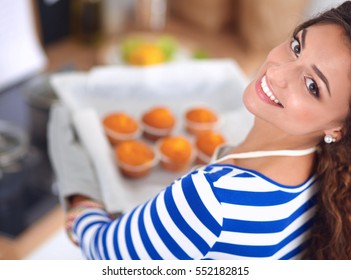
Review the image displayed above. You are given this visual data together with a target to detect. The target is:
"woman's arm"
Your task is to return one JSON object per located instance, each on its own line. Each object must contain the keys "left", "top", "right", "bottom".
{"left": 68, "top": 170, "right": 223, "bottom": 260}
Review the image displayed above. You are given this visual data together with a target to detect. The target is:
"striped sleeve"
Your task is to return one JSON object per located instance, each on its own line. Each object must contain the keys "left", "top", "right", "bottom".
{"left": 72, "top": 169, "right": 223, "bottom": 259}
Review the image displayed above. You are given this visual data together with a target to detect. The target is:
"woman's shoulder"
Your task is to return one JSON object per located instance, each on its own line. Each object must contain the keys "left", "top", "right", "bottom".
{"left": 201, "top": 163, "right": 317, "bottom": 193}
{"left": 209, "top": 144, "right": 316, "bottom": 189}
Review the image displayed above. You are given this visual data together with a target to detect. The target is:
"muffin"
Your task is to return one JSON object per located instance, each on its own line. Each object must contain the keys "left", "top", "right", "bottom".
{"left": 184, "top": 107, "right": 219, "bottom": 135}
{"left": 158, "top": 136, "right": 194, "bottom": 172}
{"left": 141, "top": 106, "right": 176, "bottom": 141}
{"left": 195, "top": 131, "right": 226, "bottom": 164}
{"left": 115, "top": 140, "right": 157, "bottom": 178}
{"left": 103, "top": 112, "right": 140, "bottom": 145}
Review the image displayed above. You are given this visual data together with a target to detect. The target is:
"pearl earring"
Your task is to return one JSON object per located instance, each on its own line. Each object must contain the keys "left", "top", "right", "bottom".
{"left": 324, "top": 135, "right": 336, "bottom": 144}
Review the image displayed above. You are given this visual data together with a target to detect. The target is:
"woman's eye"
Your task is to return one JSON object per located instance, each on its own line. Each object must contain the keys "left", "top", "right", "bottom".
{"left": 290, "top": 38, "right": 301, "bottom": 56}
{"left": 305, "top": 77, "right": 319, "bottom": 98}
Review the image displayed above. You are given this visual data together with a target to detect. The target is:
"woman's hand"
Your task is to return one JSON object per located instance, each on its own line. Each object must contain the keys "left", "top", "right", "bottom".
{"left": 65, "top": 194, "right": 105, "bottom": 245}
{"left": 68, "top": 194, "right": 94, "bottom": 208}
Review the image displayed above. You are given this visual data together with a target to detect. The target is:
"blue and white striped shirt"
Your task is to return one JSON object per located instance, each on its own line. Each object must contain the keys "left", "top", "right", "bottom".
{"left": 73, "top": 164, "right": 318, "bottom": 259}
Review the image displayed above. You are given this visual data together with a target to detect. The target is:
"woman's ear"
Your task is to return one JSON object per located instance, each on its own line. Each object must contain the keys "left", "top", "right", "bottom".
{"left": 324, "top": 126, "right": 345, "bottom": 142}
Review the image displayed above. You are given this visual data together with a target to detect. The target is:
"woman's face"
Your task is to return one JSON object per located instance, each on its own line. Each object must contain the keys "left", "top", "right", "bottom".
{"left": 243, "top": 24, "right": 351, "bottom": 139}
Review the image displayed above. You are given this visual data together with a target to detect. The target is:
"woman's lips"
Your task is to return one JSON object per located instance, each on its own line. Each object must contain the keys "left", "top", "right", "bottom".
{"left": 255, "top": 75, "right": 284, "bottom": 108}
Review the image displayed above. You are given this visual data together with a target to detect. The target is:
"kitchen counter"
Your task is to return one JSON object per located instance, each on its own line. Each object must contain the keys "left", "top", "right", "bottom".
{"left": 0, "top": 206, "right": 63, "bottom": 259}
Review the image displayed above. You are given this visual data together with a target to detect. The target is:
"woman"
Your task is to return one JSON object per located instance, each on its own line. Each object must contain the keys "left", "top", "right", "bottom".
{"left": 49, "top": 1, "right": 351, "bottom": 259}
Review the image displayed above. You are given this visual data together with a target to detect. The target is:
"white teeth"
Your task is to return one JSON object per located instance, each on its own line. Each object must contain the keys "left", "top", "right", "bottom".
{"left": 261, "top": 76, "right": 281, "bottom": 105}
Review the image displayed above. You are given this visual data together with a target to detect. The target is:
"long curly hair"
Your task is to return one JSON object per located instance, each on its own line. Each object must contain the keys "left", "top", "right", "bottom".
{"left": 295, "top": 1, "right": 351, "bottom": 259}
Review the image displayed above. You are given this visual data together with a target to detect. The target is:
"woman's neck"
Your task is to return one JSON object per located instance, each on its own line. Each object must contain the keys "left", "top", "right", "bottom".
{"left": 234, "top": 118, "right": 320, "bottom": 153}
{"left": 223, "top": 118, "right": 318, "bottom": 186}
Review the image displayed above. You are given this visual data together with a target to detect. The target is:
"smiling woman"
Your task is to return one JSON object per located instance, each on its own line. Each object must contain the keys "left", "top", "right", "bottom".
{"left": 49, "top": 1, "right": 351, "bottom": 260}
{"left": 243, "top": 24, "right": 351, "bottom": 136}
{"left": 241, "top": 4, "right": 351, "bottom": 259}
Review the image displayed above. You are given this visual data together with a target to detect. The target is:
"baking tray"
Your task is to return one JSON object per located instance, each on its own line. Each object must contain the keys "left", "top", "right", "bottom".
{"left": 51, "top": 59, "right": 253, "bottom": 213}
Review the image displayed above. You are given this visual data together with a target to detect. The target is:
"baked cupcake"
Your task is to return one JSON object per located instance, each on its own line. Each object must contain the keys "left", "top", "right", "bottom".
{"left": 158, "top": 136, "right": 194, "bottom": 172}
{"left": 184, "top": 107, "right": 219, "bottom": 135}
{"left": 141, "top": 106, "right": 176, "bottom": 141}
{"left": 195, "top": 131, "right": 226, "bottom": 164}
{"left": 115, "top": 140, "right": 157, "bottom": 178}
{"left": 103, "top": 112, "right": 140, "bottom": 145}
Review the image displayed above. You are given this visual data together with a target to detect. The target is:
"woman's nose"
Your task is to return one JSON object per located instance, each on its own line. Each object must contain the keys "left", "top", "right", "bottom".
{"left": 265, "top": 63, "right": 291, "bottom": 89}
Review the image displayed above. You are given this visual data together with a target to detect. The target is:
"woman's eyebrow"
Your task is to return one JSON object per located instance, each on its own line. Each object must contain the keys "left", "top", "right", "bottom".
{"left": 302, "top": 28, "right": 331, "bottom": 96}
{"left": 312, "top": 64, "right": 331, "bottom": 96}
{"left": 301, "top": 28, "right": 307, "bottom": 49}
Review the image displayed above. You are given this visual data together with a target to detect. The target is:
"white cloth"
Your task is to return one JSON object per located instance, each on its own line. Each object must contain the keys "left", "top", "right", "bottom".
{"left": 47, "top": 104, "right": 103, "bottom": 210}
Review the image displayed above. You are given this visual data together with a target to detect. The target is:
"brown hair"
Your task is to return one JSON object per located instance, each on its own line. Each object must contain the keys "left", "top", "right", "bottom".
{"left": 294, "top": 1, "right": 351, "bottom": 259}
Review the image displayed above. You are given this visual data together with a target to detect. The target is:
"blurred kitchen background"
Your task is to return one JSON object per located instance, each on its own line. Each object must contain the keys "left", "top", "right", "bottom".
{"left": 0, "top": 0, "right": 343, "bottom": 259}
